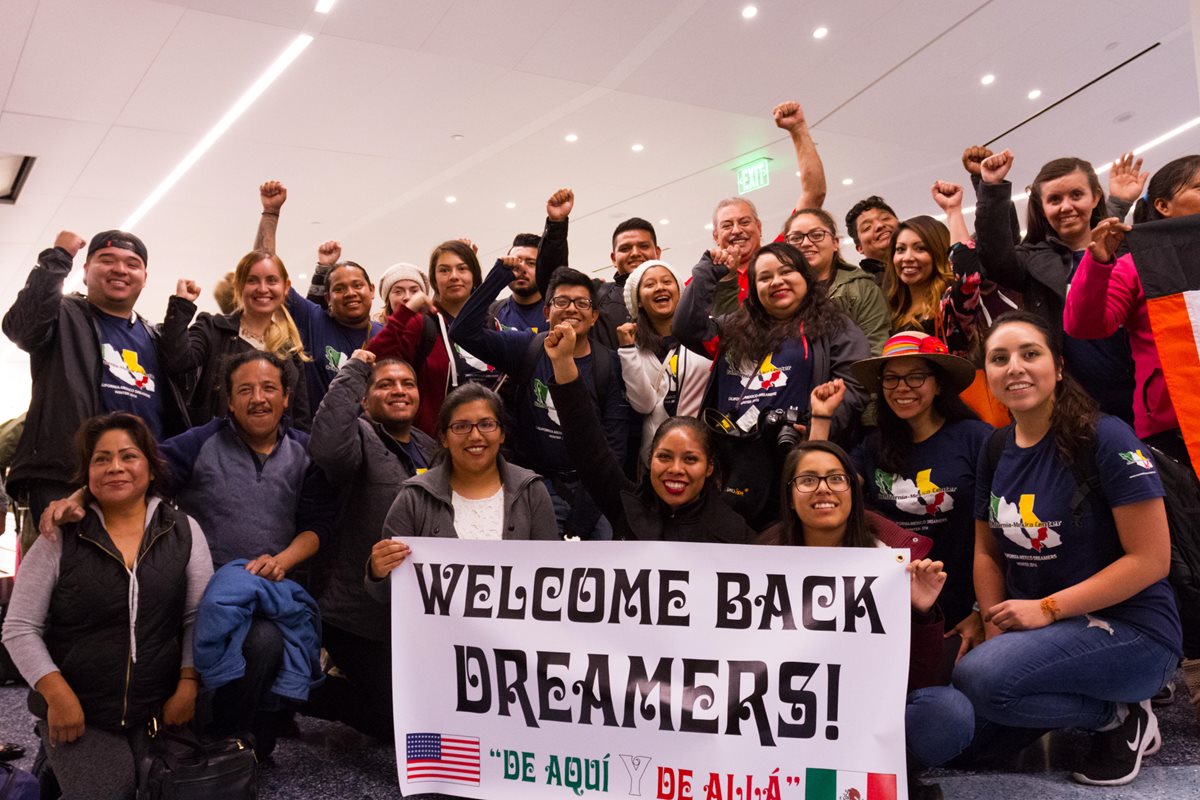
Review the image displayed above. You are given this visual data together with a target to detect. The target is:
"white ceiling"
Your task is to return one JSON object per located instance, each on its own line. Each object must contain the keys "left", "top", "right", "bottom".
{"left": 1, "top": 0, "right": 1198, "bottom": 417}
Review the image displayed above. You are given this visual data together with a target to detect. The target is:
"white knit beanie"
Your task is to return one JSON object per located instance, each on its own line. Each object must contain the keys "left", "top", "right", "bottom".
{"left": 623, "top": 259, "right": 673, "bottom": 322}
{"left": 378, "top": 262, "right": 428, "bottom": 299}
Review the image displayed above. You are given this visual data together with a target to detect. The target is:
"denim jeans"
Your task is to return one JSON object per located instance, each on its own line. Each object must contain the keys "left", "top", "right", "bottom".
{"left": 952, "top": 614, "right": 1178, "bottom": 730}
{"left": 906, "top": 685, "right": 976, "bottom": 768}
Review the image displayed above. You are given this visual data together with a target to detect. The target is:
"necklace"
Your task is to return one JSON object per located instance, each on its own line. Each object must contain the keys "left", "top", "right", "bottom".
{"left": 240, "top": 325, "right": 265, "bottom": 343}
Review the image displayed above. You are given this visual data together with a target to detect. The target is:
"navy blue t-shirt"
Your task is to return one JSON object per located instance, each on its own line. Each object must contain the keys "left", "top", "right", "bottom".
{"left": 397, "top": 437, "right": 429, "bottom": 473}
{"left": 94, "top": 311, "right": 164, "bottom": 438}
{"left": 493, "top": 297, "right": 548, "bottom": 334}
{"left": 855, "top": 419, "right": 992, "bottom": 624}
{"left": 715, "top": 336, "right": 814, "bottom": 423}
{"left": 975, "top": 415, "right": 1181, "bottom": 653}
{"left": 287, "top": 289, "right": 382, "bottom": 408}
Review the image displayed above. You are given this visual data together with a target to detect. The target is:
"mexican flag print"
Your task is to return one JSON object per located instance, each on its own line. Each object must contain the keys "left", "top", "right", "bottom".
{"left": 805, "top": 768, "right": 897, "bottom": 800}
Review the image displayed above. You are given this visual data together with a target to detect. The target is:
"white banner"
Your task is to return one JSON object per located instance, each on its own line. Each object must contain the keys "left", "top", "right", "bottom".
{"left": 390, "top": 540, "right": 911, "bottom": 800}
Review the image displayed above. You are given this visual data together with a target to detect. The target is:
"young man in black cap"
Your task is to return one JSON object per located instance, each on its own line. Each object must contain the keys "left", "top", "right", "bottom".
{"left": 2, "top": 229, "right": 190, "bottom": 521}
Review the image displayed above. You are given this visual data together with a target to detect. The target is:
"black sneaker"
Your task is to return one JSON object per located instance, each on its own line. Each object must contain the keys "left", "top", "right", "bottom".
{"left": 1071, "top": 700, "right": 1158, "bottom": 786}
{"left": 1151, "top": 680, "right": 1175, "bottom": 706}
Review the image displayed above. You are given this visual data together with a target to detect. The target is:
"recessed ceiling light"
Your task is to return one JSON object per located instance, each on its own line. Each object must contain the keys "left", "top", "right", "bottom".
{"left": 445, "top": 196, "right": 457, "bottom": 204}
{"left": 742, "top": 5, "right": 758, "bottom": 19}
{"left": 704, "top": 223, "right": 714, "bottom": 231}
{"left": 505, "top": 201, "right": 516, "bottom": 209}
{"left": 450, "top": 133, "right": 464, "bottom": 141}
{"left": 659, "top": 219, "right": 670, "bottom": 225}
{"left": 631, "top": 143, "right": 644, "bottom": 152}
{"left": 812, "top": 27, "right": 828, "bottom": 39}
{"left": 980, "top": 74, "right": 995, "bottom": 86}
{"left": 1027, "top": 89, "right": 1042, "bottom": 100}
{"left": 314, "top": 0, "right": 336, "bottom": 13}
{"left": 842, "top": 178, "right": 854, "bottom": 186}
{"left": 795, "top": 171, "right": 802, "bottom": 178}
{"left": 565, "top": 133, "right": 578, "bottom": 142}
{"left": 298, "top": 273, "right": 308, "bottom": 280}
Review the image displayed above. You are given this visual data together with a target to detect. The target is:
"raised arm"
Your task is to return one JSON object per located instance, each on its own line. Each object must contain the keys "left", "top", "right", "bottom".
{"left": 1106, "top": 152, "right": 1149, "bottom": 222}
{"left": 3, "top": 232, "right": 85, "bottom": 352}
{"left": 673, "top": 249, "right": 735, "bottom": 357}
{"left": 973, "top": 149, "right": 1031, "bottom": 292}
{"left": 535, "top": 188, "right": 573, "bottom": 297}
{"left": 157, "top": 281, "right": 211, "bottom": 376}
{"left": 308, "top": 351, "right": 373, "bottom": 477}
{"left": 931, "top": 181, "right": 970, "bottom": 246}
{"left": 544, "top": 325, "right": 632, "bottom": 527}
{"left": 306, "top": 240, "right": 340, "bottom": 310}
{"left": 255, "top": 181, "right": 286, "bottom": 254}
{"left": 774, "top": 101, "right": 826, "bottom": 210}
{"left": 1063, "top": 220, "right": 1139, "bottom": 339}
{"left": 449, "top": 258, "right": 536, "bottom": 373}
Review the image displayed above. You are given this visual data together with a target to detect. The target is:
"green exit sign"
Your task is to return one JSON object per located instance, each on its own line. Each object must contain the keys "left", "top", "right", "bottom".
{"left": 736, "top": 157, "right": 771, "bottom": 194}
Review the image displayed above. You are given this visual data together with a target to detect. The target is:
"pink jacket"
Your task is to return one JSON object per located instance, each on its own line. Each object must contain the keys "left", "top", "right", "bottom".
{"left": 1063, "top": 251, "right": 1177, "bottom": 438}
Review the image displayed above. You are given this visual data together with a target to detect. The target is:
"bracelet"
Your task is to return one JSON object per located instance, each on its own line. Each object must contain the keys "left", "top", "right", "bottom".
{"left": 261, "top": 211, "right": 279, "bottom": 217}
{"left": 179, "top": 675, "right": 199, "bottom": 682}
{"left": 810, "top": 414, "right": 832, "bottom": 420}
{"left": 1040, "top": 596, "right": 1061, "bottom": 622}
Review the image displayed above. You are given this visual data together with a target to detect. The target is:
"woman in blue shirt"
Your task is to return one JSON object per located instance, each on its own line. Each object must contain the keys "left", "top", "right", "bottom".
{"left": 952, "top": 310, "right": 1180, "bottom": 787}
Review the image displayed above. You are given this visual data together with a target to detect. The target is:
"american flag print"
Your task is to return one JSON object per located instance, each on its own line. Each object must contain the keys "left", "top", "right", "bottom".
{"left": 405, "top": 732, "right": 481, "bottom": 785}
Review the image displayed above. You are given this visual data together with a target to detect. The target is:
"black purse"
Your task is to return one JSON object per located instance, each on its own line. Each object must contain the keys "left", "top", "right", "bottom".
{"left": 135, "top": 718, "right": 258, "bottom": 800}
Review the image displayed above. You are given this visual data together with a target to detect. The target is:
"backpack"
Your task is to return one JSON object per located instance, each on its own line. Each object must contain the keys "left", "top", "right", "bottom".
{"left": 983, "top": 425, "right": 1200, "bottom": 616}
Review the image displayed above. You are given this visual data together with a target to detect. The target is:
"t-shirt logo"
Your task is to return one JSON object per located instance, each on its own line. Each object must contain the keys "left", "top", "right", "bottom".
{"left": 668, "top": 353, "right": 679, "bottom": 377}
{"left": 739, "top": 354, "right": 788, "bottom": 390}
{"left": 532, "top": 378, "right": 560, "bottom": 425}
{"left": 990, "top": 492, "right": 1062, "bottom": 552}
{"left": 325, "top": 345, "right": 348, "bottom": 374}
{"left": 101, "top": 344, "right": 155, "bottom": 391}
{"left": 875, "top": 468, "right": 953, "bottom": 515}
{"left": 1119, "top": 449, "right": 1153, "bottom": 470}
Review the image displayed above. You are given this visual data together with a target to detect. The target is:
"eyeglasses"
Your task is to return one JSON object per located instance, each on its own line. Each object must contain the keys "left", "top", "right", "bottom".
{"left": 446, "top": 418, "right": 500, "bottom": 436}
{"left": 790, "top": 473, "right": 851, "bottom": 493}
{"left": 881, "top": 372, "right": 933, "bottom": 390}
{"left": 548, "top": 296, "right": 594, "bottom": 310}
{"left": 785, "top": 229, "right": 832, "bottom": 246}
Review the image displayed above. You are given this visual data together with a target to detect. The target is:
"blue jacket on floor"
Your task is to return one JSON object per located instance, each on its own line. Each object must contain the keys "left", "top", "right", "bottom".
{"left": 194, "top": 561, "right": 323, "bottom": 701}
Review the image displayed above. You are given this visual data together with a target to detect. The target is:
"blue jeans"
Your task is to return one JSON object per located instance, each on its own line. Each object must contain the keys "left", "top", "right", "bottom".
{"left": 953, "top": 614, "right": 1178, "bottom": 731}
{"left": 906, "top": 685, "right": 975, "bottom": 768}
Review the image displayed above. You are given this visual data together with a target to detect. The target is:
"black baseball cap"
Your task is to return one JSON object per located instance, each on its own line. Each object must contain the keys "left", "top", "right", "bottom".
{"left": 87, "top": 230, "right": 148, "bottom": 265}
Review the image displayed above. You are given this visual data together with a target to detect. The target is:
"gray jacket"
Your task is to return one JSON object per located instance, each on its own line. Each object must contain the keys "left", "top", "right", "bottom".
{"left": 309, "top": 357, "right": 436, "bottom": 641}
{"left": 365, "top": 457, "right": 558, "bottom": 602}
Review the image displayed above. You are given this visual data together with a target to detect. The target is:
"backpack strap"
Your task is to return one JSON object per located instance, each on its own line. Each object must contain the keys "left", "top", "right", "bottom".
{"left": 414, "top": 313, "right": 439, "bottom": 367}
{"left": 983, "top": 424, "right": 1011, "bottom": 491}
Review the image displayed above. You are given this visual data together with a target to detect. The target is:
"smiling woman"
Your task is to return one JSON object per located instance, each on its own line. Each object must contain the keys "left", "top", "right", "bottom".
{"left": 159, "top": 249, "right": 313, "bottom": 431}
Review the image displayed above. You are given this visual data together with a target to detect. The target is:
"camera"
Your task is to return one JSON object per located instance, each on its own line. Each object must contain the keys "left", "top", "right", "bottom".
{"left": 762, "top": 407, "right": 802, "bottom": 451}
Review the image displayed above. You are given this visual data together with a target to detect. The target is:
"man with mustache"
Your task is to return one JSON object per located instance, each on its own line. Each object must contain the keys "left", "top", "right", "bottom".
{"left": 488, "top": 233, "right": 548, "bottom": 333}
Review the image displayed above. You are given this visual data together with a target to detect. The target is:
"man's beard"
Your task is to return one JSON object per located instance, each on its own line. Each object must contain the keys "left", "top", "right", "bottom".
{"left": 511, "top": 283, "right": 539, "bottom": 301}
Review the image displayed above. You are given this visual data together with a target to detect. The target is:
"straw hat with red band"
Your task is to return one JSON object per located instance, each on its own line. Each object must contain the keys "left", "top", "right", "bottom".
{"left": 849, "top": 332, "right": 976, "bottom": 395}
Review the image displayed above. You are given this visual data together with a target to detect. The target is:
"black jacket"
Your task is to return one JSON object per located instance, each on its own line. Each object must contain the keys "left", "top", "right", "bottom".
{"left": 2, "top": 248, "right": 190, "bottom": 490}
{"left": 39, "top": 502, "right": 194, "bottom": 731}
{"left": 549, "top": 376, "right": 754, "bottom": 544}
{"left": 159, "top": 298, "right": 312, "bottom": 431}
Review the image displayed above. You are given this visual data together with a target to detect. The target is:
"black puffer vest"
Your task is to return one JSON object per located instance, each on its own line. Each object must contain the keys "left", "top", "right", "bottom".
{"left": 37, "top": 501, "right": 193, "bottom": 731}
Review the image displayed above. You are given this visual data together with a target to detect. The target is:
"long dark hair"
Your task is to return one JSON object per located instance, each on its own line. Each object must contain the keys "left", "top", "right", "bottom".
{"left": 884, "top": 216, "right": 953, "bottom": 332}
{"left": 427, "top": 240, "right": 482, "bottom": 304}
{"left": 775, "top": 441, "right": 875, "bottom": 549}
{"left": 1133, "top": 155, "right": 1200, "bottom": 223}
{"left": 874, "top": 362, "right": 980, "bottom": 474}
{"left": 1023, "top": 157, "right": 1106, "bottom": 245}
{"left": 984, "top": 310, "right": 1098, "bottom": 464}
{"left": 73, "top": 412, "right": 168, "bottom": 503}
{"left": 721, "top": 242, "right": 844, "bottom": 370}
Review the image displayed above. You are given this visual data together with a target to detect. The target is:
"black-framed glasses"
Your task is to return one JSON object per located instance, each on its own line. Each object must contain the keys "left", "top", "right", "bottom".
{"left": 784, "top": 228, "right": 832, "bottom": 246}
{"left": 446, "top": 418, "right": 500, "bottom": 436}
{"left": 790, "top": 473, "right": 851, "bottom": 493}
{"left": 881, "top": 372, "right": 933, "bottom": 390}
{"left": 548, "top": 296, "right": 594, "bottom": 310}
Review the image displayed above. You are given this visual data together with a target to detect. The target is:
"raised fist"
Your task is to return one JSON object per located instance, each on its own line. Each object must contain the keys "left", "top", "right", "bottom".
{"left": 259, "top": 181, "right": 287, "bottom": 213}
{"left": 930, "top": 181, "right": 964, "bottom": 212}
{"left": 54, "top": 231, "right": 87, "bottom": 258}
{"left": 174, "top": 279, "right": 201, "bottom": 302}
{"left": 616, "top": 322, "right": 637, "bottom": 347}
{"left": 543, "top": 322, "right": 576, "bottom": 360}
{"left": 961, "top": 146, "right": 993, "bottom": 177}
{"left": 772, "top": 101, "right": 806, "bottom": 132}
{"left": 546, "top": 188, "right": 574, "bottom": 222}
{"left": 351, "top": 349, "right": 376, "bottom": 364}
{"left": 980, "top": 149, "right": 1013, "bottom": 185}
{"left": 456, "top": 237, "right": 479, "bottom": 255}
{"left": 317, "top": 240, "right": 342, "bottom": 266}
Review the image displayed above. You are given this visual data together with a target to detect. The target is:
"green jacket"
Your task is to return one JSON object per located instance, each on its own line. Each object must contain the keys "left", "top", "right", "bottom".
{"left": 827, "top": 261, "right": 889, "bottom": 356}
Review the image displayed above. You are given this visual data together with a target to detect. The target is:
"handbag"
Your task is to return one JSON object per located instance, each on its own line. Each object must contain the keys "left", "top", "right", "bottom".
{"left": 136, "top": 718, "right": 258, "bottom": 800}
